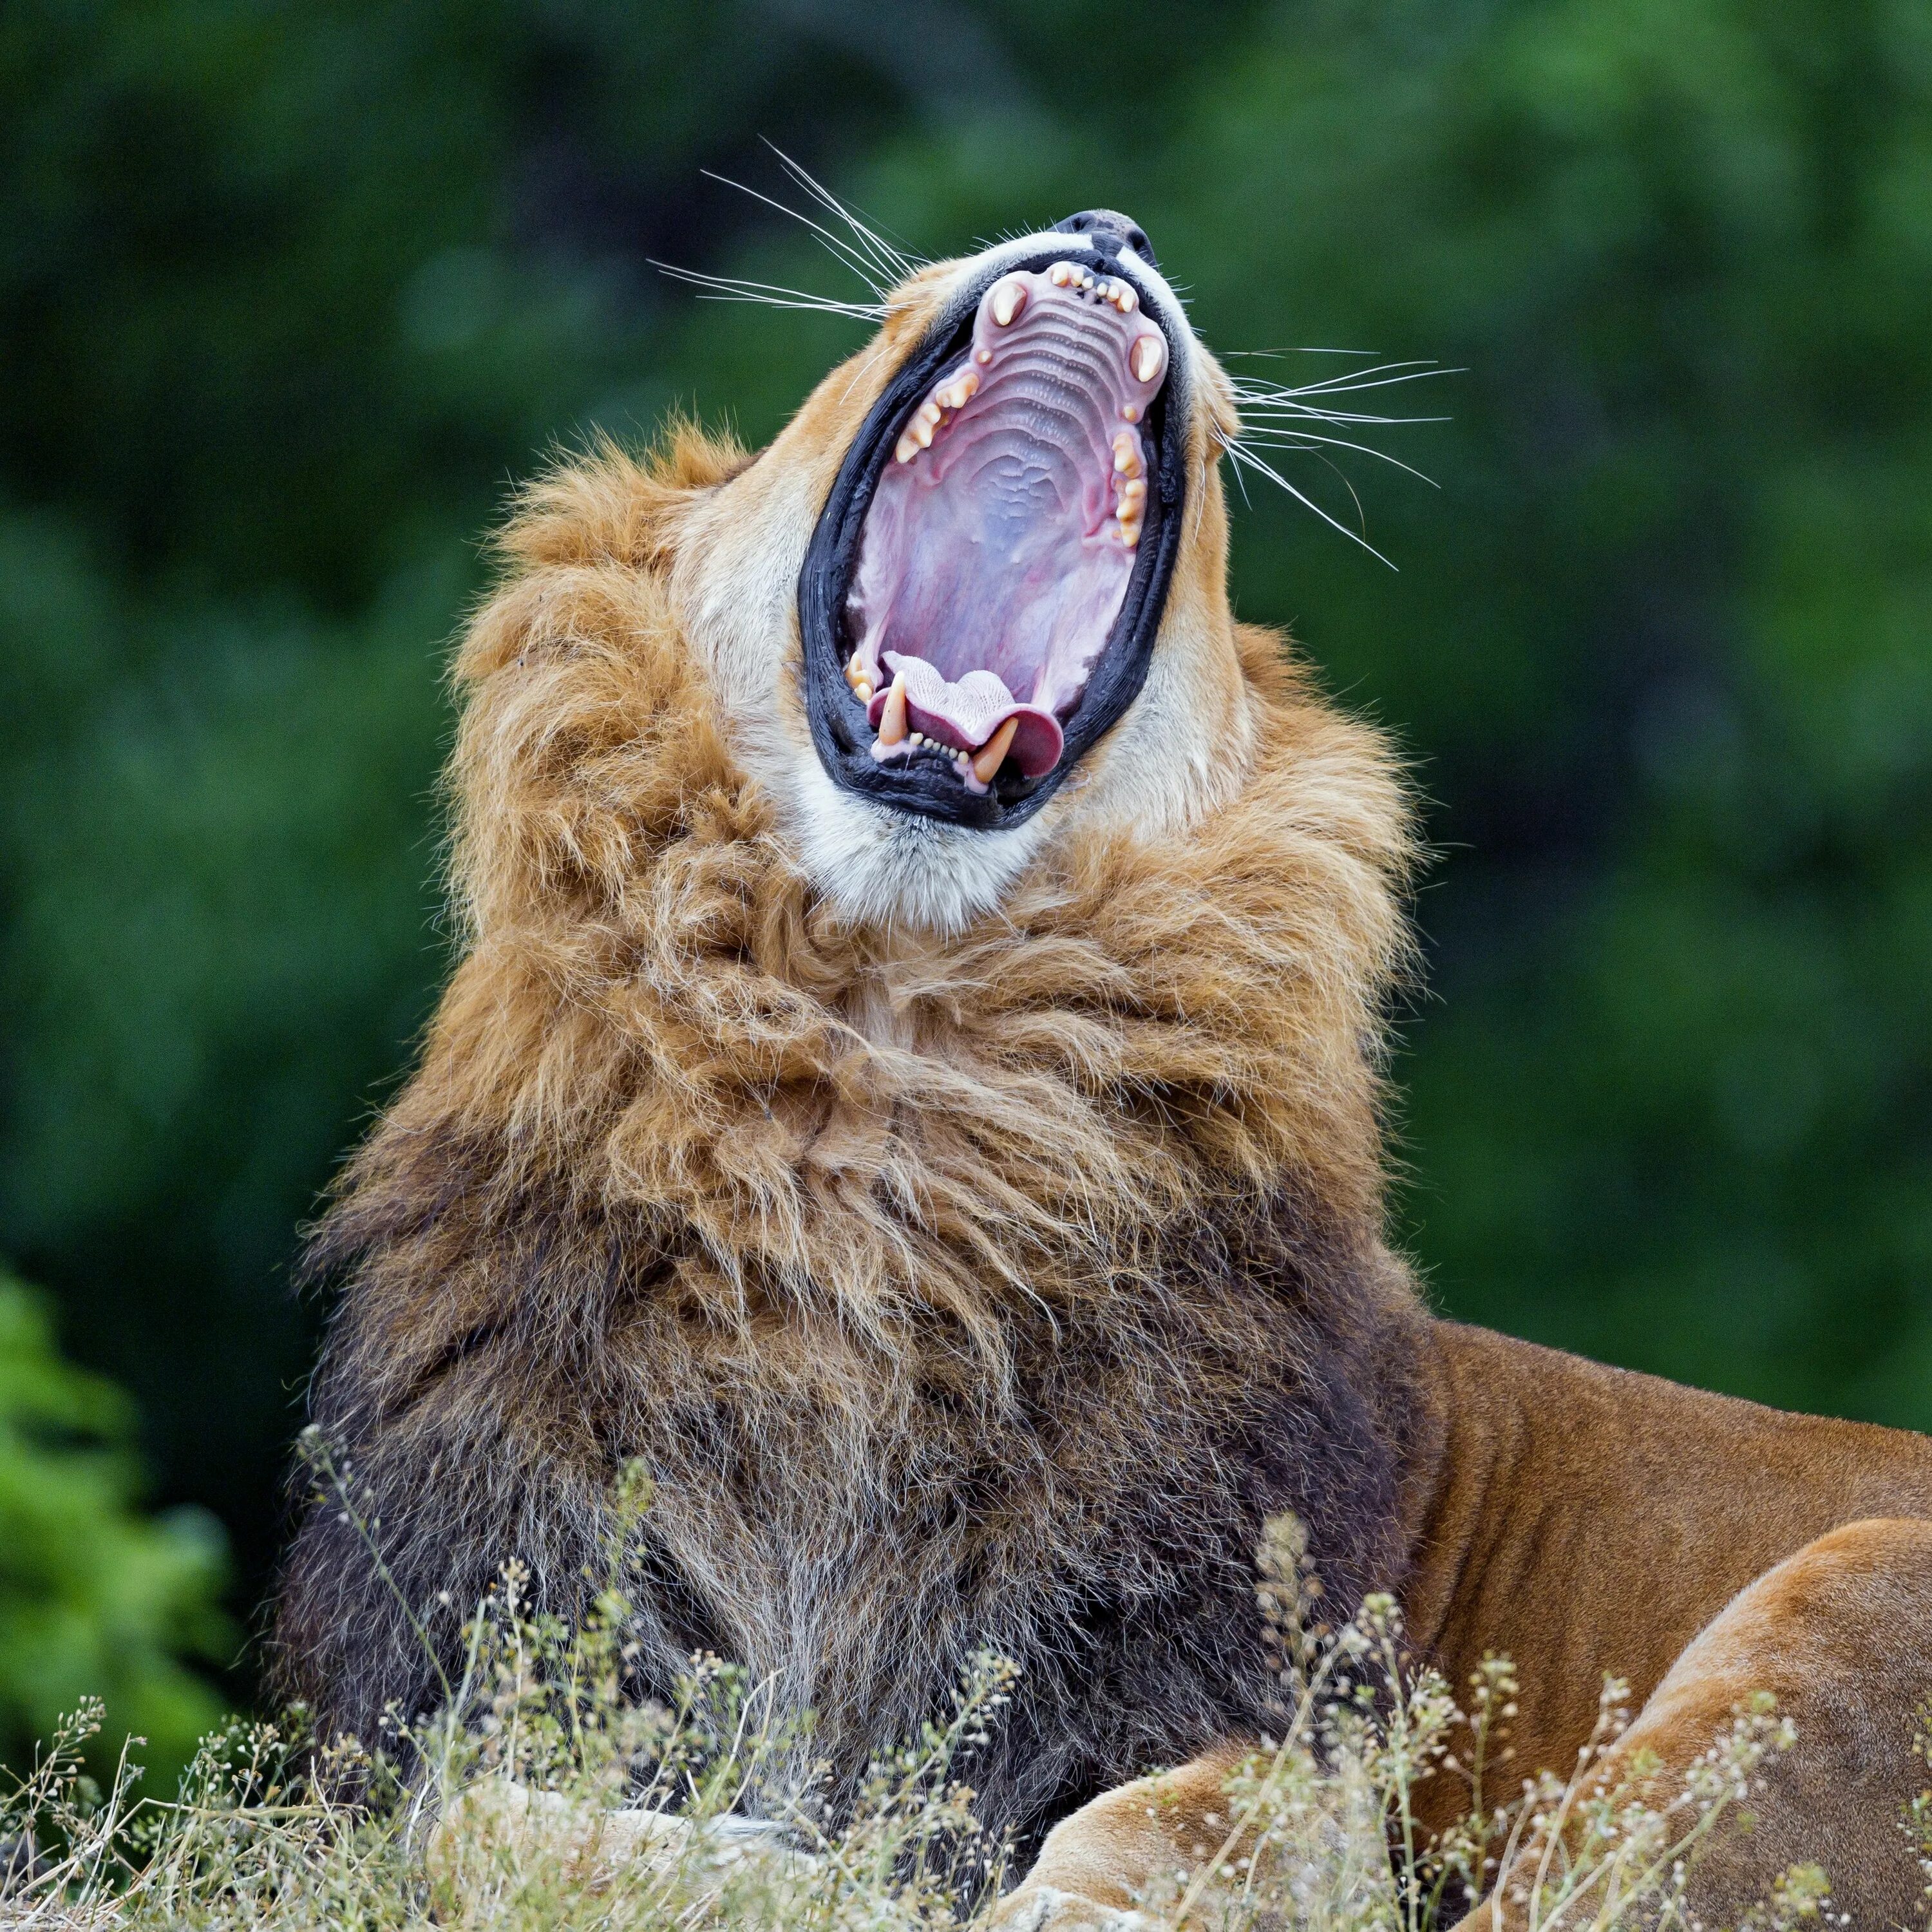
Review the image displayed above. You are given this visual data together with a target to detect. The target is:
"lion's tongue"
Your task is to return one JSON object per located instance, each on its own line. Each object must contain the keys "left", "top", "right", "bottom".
{"left": 848, "top": 263, "right": 1166, "bottom": 784}
{"left": 882, "top": 656, "right": 1063, "bottom": 775}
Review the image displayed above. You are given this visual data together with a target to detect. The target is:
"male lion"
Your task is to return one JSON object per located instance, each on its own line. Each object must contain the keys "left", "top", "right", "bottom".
{"left": 276, "top": 209, "right": 1932, "bottom": 1926}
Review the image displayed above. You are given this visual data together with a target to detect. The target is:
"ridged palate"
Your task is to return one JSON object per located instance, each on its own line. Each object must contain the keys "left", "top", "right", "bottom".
{"left": 846, "top": 262, "right": 1167, "bottom": 794}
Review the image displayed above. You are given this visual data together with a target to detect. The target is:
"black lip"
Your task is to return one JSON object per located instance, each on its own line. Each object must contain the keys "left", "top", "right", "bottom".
{"left": 796, "top": 242, "right": 1188, "bottom": 832}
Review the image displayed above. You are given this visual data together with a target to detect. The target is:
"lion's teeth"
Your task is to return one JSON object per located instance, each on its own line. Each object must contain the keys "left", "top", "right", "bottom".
{"left": 1130, "top": 333, "right": 1166, "bottom": 384}
{"left": 1119, "top": 477, "right": 1147, "bottom": 511}
{"left": 935, "top": 370, "right": 980, "bottom": 411}
{"left": 878, "top": 673, "right": 909, "bottom": 746}
{"left": 1048, "top": 261, "right": 1077, "bottom": 287}
{"left": 1109, "top": 282, "right": 1138, "bottom": 314}
{"left": 970, "top": 717, "right": 1020, "bottom": 784}
{"left": 1112, "top": 430, "right": 1144, "bottom": 478}
{"left": 894, "top": 431, "right": 920, "bottom": 463}
{"left": 910, "top": 414, "right": 936, "bottom": 450}
{"left": 990, "top": 278, "right": 1027, "bottom": 326}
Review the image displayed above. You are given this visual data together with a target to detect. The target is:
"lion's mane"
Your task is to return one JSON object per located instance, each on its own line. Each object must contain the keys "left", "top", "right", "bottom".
{"left": 274, "top": 431, "right": 1428, "bottom": 1838}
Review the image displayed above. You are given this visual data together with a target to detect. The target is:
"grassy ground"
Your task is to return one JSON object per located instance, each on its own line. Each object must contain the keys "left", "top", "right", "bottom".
{"left": 2, "top": 1474, "right": 1921, "bottom": 1931}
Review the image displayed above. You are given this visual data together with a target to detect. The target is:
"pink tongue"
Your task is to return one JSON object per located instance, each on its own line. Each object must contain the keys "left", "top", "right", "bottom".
{"left": 864, "top": 655, "right": 1063, "bottom": 775}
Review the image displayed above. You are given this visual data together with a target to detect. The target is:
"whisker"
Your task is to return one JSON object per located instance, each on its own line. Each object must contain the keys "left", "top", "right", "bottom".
{"left": 1231, "top": 361, "right": 1459, "bottom": 402}
{"left": 699, "top": 169, "right": 891, "bottom": 298}
{"left": 762, "top": 140, "right": 925, "bottom": 282}
{"left": 1218, "top": 433, "right": 1399, "bottom": 569}
{"left": 1224, "top": 346, "right": 1381, "bottom": 359}
{"left": 648, "top": 261, "right": 886, "bottom": 321}
{"left": 1234, "top": 426, "right": 1442, "bottom": 488}
{"left": 1236, "top": 399, "right": 1451, "bottom": 429}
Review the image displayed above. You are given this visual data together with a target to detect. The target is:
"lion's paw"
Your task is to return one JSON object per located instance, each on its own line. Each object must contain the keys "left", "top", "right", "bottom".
{"left": 988, "top": 1884, "right": 1150, "bottom": 1932}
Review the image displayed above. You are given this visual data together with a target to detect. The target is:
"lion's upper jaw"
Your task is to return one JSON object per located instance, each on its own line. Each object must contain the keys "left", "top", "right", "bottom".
{"left": 667, "top": 231, "right": 1253, "bottom": 937}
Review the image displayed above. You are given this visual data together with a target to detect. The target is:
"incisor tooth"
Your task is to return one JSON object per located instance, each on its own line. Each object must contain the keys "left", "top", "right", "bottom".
{"left": 878, "top": 674, "right": 908, "bottom": 746}
{"left": 971, "top": 716, "right": 1020, "bottom": 784}
{"left": 855, "top": 680, "right": 873, "bottom": 704}
{"left": 1112, "top": 283, "right": 1138, "bottom": 313}
{"left": 990, "top": 278, "right": 1027, "bottom": 326}
{"left": 1131, "top": 334, "right": 1166, "bottom": 384}
{"left": 1048, "top": 261, "right": 1076, "bottom": 286}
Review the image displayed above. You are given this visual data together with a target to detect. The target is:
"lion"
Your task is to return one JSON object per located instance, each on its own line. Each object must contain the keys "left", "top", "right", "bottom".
{"left": 274, "top": 209, "right": 1932, "bottom": 1927}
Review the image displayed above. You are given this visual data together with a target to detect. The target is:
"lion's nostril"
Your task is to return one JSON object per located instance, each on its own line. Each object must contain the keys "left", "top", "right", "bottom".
{"left": 1052, "top": 209, "right": 1158, "bottom": 272}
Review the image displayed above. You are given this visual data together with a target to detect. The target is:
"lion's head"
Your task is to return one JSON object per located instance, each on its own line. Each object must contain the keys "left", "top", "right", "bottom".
{"left": 667, "top": 209, "right": 1249, "bottom": 932}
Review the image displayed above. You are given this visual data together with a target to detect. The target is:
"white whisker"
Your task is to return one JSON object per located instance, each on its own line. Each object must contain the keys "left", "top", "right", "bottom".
{"left": 1218, "top": 433, "right": 1398, "bottom": 569}
{"left": 762, "top": 140, "right": 925, "bottom": 283}
{"left": 1235, "top": 426, "right": 1442, "bottom": 488}
{"left": 699, "top": 169, "right": 893, "bottom": 299}
{"left": 649, "top": 261, "right": 886, "bottom": 321}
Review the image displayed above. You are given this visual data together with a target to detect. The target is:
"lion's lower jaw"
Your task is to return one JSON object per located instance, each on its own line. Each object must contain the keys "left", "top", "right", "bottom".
{"left": 784, "top": 753, "right": 1055, "bottom": 934}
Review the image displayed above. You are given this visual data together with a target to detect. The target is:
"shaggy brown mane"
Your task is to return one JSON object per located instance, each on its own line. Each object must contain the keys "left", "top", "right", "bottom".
{"left": 350, "top": 428, "right": 1417, "bottom": 1352}
{"left": 279, "top": 428, "right": 1430, "bottom": 1838}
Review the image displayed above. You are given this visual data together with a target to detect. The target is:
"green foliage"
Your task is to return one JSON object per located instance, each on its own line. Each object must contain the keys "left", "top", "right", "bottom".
{"left": 0, "top": 1269, "right": 226, "bottom": 1786}
{"left": 1, "top": 0, "right": 1929, "bottom": 1698}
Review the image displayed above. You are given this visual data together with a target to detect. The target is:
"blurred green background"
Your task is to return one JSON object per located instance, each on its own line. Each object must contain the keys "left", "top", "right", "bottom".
{"left": 3, "top": 0, "right": 1929, "bottom": 1770}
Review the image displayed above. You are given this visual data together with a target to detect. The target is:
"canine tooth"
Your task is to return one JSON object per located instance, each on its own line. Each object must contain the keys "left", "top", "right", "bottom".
{"left": 1131, "top": 333, "right": 1167, "bottom": 384}
{"left": 895, "top": 431, "right": 920, "bottom": 463}
{"left": 1112, "top": 430, "right": 1144, "bottom": 477}
{"left": 878, "top": 674, "right": 908, "bottom": 746}
{"left": 990, "top": 278, "right": 1027, "bottom": 327}
{"left": 971, "top": 716, "right": 1020, "bottom": 784}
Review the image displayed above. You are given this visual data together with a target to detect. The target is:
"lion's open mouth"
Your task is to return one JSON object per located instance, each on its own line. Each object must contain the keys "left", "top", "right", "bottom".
{"left": 799, "top": 243, "right": 1185, "bottom": 831}
{"left": 846, "top": 265, "right": 1168, "bottom": 795}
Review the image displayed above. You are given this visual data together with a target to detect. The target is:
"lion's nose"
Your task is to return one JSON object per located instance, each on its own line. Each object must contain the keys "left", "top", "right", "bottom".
{"left": 1052, "top": 209, "right": 1157, "bottom": 272}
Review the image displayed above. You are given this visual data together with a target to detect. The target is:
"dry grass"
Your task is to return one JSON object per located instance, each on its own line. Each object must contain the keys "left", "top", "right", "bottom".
{"left": 1, "top": 1473, "right": 1922, "bottom": 1932}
